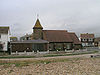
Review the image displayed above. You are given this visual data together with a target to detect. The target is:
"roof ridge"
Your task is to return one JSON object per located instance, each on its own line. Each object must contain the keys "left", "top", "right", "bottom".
{"left": 43, "top": 30, "right": 67, "bottom": 31}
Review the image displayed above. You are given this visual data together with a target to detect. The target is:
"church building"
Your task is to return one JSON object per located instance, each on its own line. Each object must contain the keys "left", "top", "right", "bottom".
{"left": 11, "top": 18, "right": 81, "bottom": 52}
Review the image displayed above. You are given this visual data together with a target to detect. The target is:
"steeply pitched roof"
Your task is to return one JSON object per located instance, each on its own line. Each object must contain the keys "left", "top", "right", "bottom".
{"left": 80, "top": 33, "right": 94, "bottom": 39}
{"left": 0, "top": 26, "right": 9, "bottom": 34}
{"left": 69, "top": 33, "right": 81, "bottom": 44}
{"left": 43, "top": 30, "right": 73, "bottom": 42}
{"left": 33, "top": 19, "right": 43, "bottom": 29}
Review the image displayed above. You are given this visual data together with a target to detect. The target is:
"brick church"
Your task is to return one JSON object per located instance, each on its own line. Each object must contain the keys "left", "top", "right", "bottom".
{"left": 11, "top": 18, "right": 82, "bottom": 52}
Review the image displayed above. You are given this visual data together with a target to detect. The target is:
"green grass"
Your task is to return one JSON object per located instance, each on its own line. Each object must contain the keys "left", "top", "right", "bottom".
{"left": 0, "top": 55, "right": 35, "bottom": 59}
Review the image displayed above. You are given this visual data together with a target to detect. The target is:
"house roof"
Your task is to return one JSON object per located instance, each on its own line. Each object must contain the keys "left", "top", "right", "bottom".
{"left": 33, "top": 19, "right": 43, "bottom": 29}
{"left": 69, "top": 33, "right": 81, "bottom": 44}
{"left": 10, "top": 37, "right": 17, "bottom": 39}
{"left": 11, "top": 39, "right": 49, "bottom": 44}
{"left": 0, "top": 26, "right": 9, "bottom": 34}
{"left": 43, "top": 30, "right": 73, "bottom": 42}
{"left": 80, "top": 33, "right": 94, "bottom": 39}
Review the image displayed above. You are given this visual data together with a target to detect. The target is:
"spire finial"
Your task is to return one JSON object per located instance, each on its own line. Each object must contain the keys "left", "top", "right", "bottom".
{"left": 37, "top": 14, "right": 39, "bottom": 19}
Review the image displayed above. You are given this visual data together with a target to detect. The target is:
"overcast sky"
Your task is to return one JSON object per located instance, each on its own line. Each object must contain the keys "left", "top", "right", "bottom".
{"left": 0, "top": 0, "right": 100, "bottom": 37}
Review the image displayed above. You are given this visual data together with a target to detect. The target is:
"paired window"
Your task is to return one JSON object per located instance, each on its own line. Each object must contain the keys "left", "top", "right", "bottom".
{"left": 89, "top": 38, "right": 93, "bottom": 41}
{"left": 82, "top": 38, "right": 93, "bottom": 41}
{"left": 82, "top": 39, "right": 87, "bottom": 41}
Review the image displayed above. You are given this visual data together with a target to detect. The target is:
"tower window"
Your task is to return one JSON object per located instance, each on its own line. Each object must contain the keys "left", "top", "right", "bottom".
{"left": 0, "top": 34, "right": 1, "bottom": 39}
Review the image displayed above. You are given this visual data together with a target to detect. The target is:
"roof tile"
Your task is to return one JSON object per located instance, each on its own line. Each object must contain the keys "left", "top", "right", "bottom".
{"left": 43, "top": 30, "right": 73, "bottom": 42}
{"left": 80, "top": 33, "right": 94, "bottom": 39}
{"left": 69, "top": 33, "right": 81, "bottom": 44}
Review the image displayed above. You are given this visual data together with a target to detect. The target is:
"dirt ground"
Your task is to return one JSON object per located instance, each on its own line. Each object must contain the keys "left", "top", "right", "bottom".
{"left": 0, "top": 54, "right": 100, "bottom": 75}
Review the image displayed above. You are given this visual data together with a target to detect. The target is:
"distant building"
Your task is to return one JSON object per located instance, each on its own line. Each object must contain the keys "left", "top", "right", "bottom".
{"left": 94, "top": 37, "right": 100, "bottom": 47}
{"left": 80, "top": 33, "right": 95, "bottom": 47}
{"left": 10, "top": 37, "right": 18, "bottom": 42}
{"left": 32, "top": 19, "right": 81, "bottom": 50}
{"left": 0, "top": 26, "right": 10, "bottom": 51}
{"left": 20, "top": 34, "right": 32, "bottom": 41}
{"left": 11, "top": 19, "right": 81, "bottom": 52}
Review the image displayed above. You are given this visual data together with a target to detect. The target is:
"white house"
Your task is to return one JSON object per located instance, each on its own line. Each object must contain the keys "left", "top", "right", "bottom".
{"left": 0, "top": 26, "right": 10, "bottom": 51}
{"left": 80, "top": 33, "right": 95, "bottom": 47}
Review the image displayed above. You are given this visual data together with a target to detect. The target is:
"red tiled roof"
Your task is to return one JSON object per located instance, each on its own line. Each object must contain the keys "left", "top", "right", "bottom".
{"left": 43, "top": 30, "right": 73, "bottom": 42}
{"left": 69, "top": 33, "right": 81, "bottom": 44}
{"left": 80, "top": 33, "right": 94, "bottom": 39}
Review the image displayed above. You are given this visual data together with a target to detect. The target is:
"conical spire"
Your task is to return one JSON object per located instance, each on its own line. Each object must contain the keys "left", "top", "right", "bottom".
{"left": 33, "top": 19, "right": 43, "bottom": 29}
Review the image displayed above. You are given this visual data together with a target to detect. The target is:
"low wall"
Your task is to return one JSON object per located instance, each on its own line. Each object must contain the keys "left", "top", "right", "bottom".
{"left": 11, "top": 50, "right": 49, "bottom": 55}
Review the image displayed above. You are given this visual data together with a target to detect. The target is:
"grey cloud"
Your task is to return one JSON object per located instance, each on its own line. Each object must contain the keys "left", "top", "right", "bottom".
{"left": 0, "top": 0, "right": 100, "bottom": 37}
